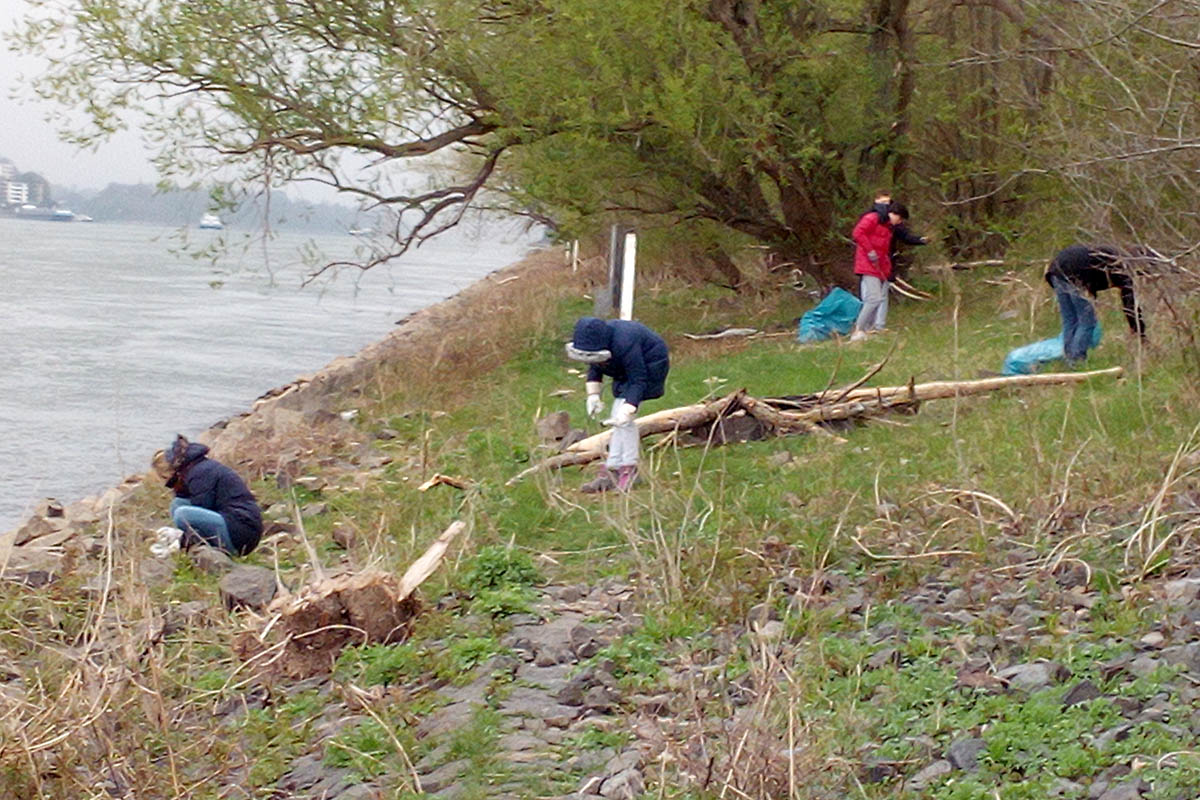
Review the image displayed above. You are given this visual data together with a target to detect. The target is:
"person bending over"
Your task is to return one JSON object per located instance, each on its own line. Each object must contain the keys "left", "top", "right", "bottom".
{"left": 153, "top": 434, "right": 263, "bottom": 555}
{"left": 1044, "top": 244, "right": 1154, "bottom": 365}
{"left": 566, "top": 317, "right": 670, "bottom": 493}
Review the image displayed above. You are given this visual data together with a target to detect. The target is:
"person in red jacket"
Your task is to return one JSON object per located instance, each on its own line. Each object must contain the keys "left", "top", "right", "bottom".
{"left": 849, "top": 195, "right": 902, "bottom": 341}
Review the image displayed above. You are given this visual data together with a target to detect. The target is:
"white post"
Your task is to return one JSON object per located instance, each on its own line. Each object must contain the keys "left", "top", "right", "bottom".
{"left": 571, "top": 239, "right": 579, "bottom": 272}
{"left": 619, "top": 231, "right": 637, "bottom": 320}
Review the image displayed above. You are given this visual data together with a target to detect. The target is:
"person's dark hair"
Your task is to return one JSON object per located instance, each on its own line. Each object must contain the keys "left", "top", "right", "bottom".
{"left": 888, "top": 201, "right": 910, "bottom": 220}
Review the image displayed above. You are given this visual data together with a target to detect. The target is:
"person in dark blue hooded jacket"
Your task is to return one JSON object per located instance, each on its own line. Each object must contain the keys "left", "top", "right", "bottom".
{"left": 566, "top": 317, "right": 670, "bottom": 492}
{"left": 155, "top": 434, "right": 263, "bottom": 555}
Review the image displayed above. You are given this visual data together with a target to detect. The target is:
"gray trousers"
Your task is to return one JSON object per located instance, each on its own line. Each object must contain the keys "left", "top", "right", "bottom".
{"left": 855, "top": 275, "right": 890, "bottom": 331}
{"left": 606, "top": 417, "right": 640, "bottom": 469}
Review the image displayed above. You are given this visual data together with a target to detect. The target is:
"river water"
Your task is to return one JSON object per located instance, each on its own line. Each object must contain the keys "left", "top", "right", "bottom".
{"left": 0, "top": 217, "right": 537, "bottom": 529}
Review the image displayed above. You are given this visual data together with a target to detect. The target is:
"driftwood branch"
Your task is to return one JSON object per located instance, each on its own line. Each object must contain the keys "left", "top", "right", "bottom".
{"left": 506, "top": 368, "right": 1123, "bottom": 485}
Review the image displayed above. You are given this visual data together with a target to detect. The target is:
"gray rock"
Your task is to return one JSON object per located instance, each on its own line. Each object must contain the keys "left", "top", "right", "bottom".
{"left": 418, "top": 758, "right": 469, "bottom": 793}
{"left": 1127, "top": 656, "right": 1161, "bottom": 678}
{"left": 334, "top": 785, "right": 383, "bottom": 800}
{"left": 906, "top": 760, "right": 952, "bottom": 792}
{"left": 583, "top": 685, "right": 621, "bottom": 712}
{"left": 557, "top": 673, "right": 591, "bottom": 706}
{"left": 768, "top": 450, "right": 794, "bottom": 467}
{"left": 331, "top": 523, "right": 357, "bottom": 550}
{"left": 943, "top": 588, "right": 970, "bottom": 608}
{"left": 536, "top": 411, "right": 571, "bottom": 443}
{"left": 139, "top": 558, "right": 175, "bottom": 588}
{"left": 300, "top": 501, "right": 328, "bottom": 518}
{"left": 599, "top": 768, "right": 644, "bottom": 800}
{"left": 189, "top": 545, "right": 235, "bottom": 575}
{"left": 996, "top": 662, "right": 1069, "bottom": 691}
{"left": 497, "top": 732, "right": 546, "bottom": 752}
{"left": 534, "top": 644, "right": 574, "bottom": 666}
{"left": 219, "top": 566, "right": 277, "bottom": 611}
{"left": 943, "top": 610, "right": 977, "bottom": 626}
{"left": 277, "top": 754, "right": 324, "bottom": 790}
{"left": 1062, "top": 679, "right": 1102, "bottom": 708}
{"left": 867, "top": 648, "right": 900, "bottom": 670}
{"left": 552, "top": 584, "right": 588, "bottom": 603}
{"left": 1047, "top": 777, "right": 1084, "bottom": 798}
{"left": 1096, "top": 778, "right": 1149, "bottom": 800}
{"left": 164, "top": 600, "right": 212, "bottom": 635}
{"left": 605, "top": 750, "right": 642, "bottom": 774}
{"left": 498, "top": 687, "right": 580, "bottom": 726}
{"left": 566, "top": 746, "right": 618, "bottom": 774}
{"left": 945, "top": 737, "right": 986, "bottom": 771}
{"left": 1161, "top": 642, "right": 1200, "bottom": 673}
{"left": 747, "top": 602, "right": 779, "bottom": 625}
{"left": 1010, "top": 603, "right": 1042, "bottom": 626}
{"left": 416, "top": 703, "right": 476, "bottom": 739}
{"left": 1163, "top": 578, "right": 1200, "bottom": 607}
{"left": 569, "top": 624, "right": 606, "bottom": 658}
{"left": 1094, "top": 723, "right": 1134, "bottom": 749}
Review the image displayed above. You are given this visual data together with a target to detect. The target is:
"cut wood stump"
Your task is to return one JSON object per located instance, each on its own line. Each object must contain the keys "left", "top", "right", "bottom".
{"left": 237, "top": 521, "right": 465, "bottom": 678}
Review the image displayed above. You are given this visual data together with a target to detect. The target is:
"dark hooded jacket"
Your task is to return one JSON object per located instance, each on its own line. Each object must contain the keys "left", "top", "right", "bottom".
{"left": 1045, "top": 244, "right": 1148, "bottom": 337}
{"left": 167, "top": 441, "right": 263, "bottom": 555}
{"left": 571, "top": 317, "right": 670, "bottom": 407}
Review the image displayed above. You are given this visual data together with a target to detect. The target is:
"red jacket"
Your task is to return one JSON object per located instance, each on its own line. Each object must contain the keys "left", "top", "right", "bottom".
{"left": 852, "top": 211, "right": 895, "bottom": 280}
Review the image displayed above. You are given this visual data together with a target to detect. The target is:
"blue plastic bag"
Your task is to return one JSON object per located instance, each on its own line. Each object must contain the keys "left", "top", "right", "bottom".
{"left": 1002, "top": 323, "right": 1103, "bottom": 375}
{"left": 797, "top": 287, "right": 863, "bottom": 343}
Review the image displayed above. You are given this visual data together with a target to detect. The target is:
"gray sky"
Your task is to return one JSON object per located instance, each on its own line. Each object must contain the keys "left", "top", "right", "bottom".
{"left": 1, "top": 0, "right": 158, "bottom": 190}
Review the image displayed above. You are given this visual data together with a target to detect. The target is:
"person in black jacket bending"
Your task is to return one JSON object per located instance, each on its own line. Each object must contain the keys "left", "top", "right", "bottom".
{"left": 566, "top": 317, "right": 670, "bottom": 493}
{"left": 154, "top": 435, "right": 264, "bottom": 555}
{"left": 1044, "top": 244, "right": 1154, "bottom": 365}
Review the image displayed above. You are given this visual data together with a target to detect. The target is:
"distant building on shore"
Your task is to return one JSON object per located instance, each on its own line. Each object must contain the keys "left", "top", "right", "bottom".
{"left": 1, "top": 158, "right": 51, "bottom": 210}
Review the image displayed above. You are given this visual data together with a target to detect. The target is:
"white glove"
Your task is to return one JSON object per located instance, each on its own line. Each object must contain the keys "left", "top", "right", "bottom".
{"left": 867, "top": 251, "right": 879, "bottom": 264}
{"left": 606, "top": 401, "right": 637, "bottom": 426}
{"left": 150, "top": 526, "right": 183, "bottom": 558}
{"left": 585, "top": 382, "right": 605, "bottom": 418}
{"left": 586, "top": 394, "right": 605, "bottom": 419}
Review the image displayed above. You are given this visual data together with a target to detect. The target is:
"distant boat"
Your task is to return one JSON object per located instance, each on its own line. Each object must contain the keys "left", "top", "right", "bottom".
{"left": 198, "top": 213, "right": 223, "bottom": 230}
{"left": 14, "top": 204, "right": 75, "bottom": 222}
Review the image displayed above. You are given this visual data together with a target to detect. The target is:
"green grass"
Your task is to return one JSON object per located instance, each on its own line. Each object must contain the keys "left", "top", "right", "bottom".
{"left": 5, "top": 260, "right": 1200, "bottom": 799}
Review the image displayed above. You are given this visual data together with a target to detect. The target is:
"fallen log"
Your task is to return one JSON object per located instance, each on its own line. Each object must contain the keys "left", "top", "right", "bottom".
{"left": 506, "top": 368, "right": 1123, "bottom": 484}
{"left": 808, "top": 366, "right": 1122, "bottom": 410}
{"left": 505, "top": 392, "right": 744, "bottom": 485}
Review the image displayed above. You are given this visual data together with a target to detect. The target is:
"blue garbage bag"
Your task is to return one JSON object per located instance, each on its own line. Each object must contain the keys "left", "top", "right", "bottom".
{"left": 1002, "top": 323, "right": 1103, "bottom": 375}
{"left": 797, "top": 287, "right": 863, "bottom": 343}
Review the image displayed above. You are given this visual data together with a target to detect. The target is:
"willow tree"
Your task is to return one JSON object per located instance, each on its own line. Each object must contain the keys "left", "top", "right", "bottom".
{"left": 17, "top": 0, "right": 937, "bottom": 283}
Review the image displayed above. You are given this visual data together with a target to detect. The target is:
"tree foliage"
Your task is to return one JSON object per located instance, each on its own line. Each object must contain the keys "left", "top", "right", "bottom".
{"left": 15, "top": 0, "right": 1200, "bottom": 281}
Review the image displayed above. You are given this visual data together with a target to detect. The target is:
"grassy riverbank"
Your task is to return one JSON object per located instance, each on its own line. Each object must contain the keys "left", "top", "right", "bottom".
{"left": 3, "top": 252, "right": 1200, "bottom": 799}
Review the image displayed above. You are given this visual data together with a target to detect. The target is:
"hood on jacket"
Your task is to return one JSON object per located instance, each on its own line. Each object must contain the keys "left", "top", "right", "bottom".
{"left": 566, "top": 317, "right": 613, "bottom": 363}
{"left": 166, "top": 435, "right": 209, "bottom": 471}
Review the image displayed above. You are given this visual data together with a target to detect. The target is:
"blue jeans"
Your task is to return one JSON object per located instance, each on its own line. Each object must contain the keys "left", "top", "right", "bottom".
{"left": 1049, "top": 275, "right": 1097, "bottom": 364}
{"left": 171, "top": 498, "right": 234, "bottom": 553}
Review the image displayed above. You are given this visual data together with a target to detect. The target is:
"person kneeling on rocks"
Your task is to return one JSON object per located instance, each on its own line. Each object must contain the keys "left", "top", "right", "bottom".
{"left": 566, "top": 317, "right": 670, "bottom": 493}
{"left": 151, "top": 435, "right": 263, "bottom": 556}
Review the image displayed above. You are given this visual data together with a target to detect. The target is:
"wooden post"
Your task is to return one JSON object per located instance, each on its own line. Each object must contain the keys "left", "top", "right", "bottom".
{"left": 608, "top": 224, "right": 625, "bottom": 317}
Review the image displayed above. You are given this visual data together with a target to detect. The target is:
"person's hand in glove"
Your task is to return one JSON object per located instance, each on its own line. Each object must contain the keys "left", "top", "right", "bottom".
{"left": 605, "top": 400, "right": 637, "bottom": 426}
{"left": 585, "top": 381, "right": 605, "bottom": 419}
{"left": 867, "top": 250, "right": 879, "bottom": 264}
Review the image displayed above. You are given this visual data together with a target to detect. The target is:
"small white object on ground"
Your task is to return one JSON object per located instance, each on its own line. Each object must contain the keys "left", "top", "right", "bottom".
{"left": 150, "top": 526, "right": 183, "bottom": 558}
